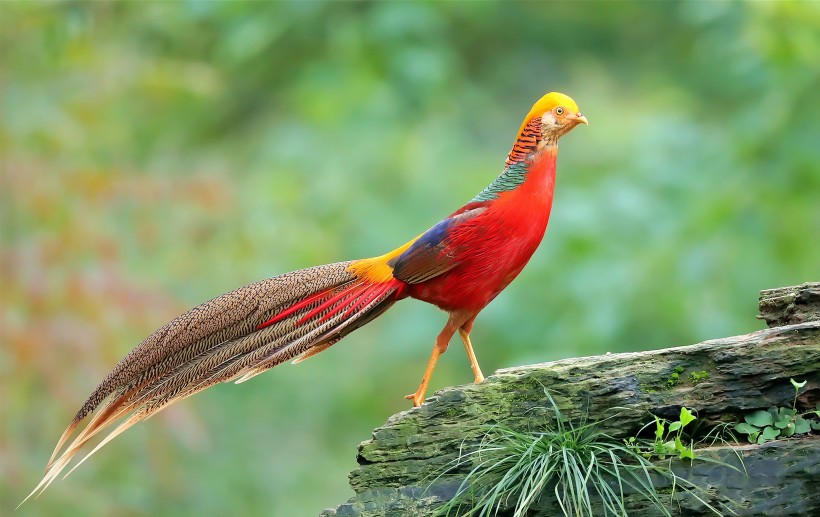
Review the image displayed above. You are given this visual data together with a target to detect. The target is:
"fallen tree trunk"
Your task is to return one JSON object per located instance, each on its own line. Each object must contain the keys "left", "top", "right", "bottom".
{"left": 323, "top": 284, "right": 820, "bottom": 516}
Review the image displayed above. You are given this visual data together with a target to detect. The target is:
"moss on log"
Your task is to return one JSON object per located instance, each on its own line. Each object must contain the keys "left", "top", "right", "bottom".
{"left": 323, "top": 285, "right": 820, "bottom": 516}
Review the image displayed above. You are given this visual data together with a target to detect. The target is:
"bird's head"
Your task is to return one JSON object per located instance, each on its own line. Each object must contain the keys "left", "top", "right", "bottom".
{"left": 519, "top": 91, "right": 588, "bottom": 144}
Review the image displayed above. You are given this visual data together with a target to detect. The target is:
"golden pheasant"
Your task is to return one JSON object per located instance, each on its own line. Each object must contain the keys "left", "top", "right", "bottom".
{"left": 23, "top": 91, "right": 587, "bottom": 503}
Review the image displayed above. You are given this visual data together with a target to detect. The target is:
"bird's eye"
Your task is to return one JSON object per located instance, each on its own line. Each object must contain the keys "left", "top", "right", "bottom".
{"left": 555, "top": 107, "right": 564, "bottom": 115}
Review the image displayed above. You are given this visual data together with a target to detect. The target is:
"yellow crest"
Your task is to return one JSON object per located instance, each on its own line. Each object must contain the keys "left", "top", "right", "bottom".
{"left": 517, "top": 92, "right": 580, "bottom": 136}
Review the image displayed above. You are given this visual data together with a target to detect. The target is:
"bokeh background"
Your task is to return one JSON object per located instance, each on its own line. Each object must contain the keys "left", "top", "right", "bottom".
{"left": 2, "top": 1, "right": 819, "bottom": 515}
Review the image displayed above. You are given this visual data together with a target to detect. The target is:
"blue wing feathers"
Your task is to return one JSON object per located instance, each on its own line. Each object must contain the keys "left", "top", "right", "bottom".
{"left": 390, "top": 206, "right": 488, "bottom": 284}
{"left": 403, "top": 218, "right": 456, "bottom": 257}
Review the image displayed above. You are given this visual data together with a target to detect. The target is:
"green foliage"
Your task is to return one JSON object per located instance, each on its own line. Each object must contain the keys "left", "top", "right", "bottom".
{"left": 435, "top": 393, "right": 735, "bottom": 517}
{"left": 625, "top": 407, "right": 697, "bottom": 461}
{"left": 733, "top": 379, "right": 819, "bottom": 444}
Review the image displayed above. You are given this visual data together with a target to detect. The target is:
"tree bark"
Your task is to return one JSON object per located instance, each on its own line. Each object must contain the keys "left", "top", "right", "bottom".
{"left": 322, "top": 284, "right": 820, "bottom": 516}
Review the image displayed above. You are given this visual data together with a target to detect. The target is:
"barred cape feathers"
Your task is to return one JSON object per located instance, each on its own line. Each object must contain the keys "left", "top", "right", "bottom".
{"left": 22, "top": 262, "right": 402, "bottom": 505}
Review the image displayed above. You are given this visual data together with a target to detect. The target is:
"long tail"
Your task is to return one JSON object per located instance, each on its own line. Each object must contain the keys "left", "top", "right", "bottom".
{"left": 22, "top": 261, "right": 404, "bottom": 505}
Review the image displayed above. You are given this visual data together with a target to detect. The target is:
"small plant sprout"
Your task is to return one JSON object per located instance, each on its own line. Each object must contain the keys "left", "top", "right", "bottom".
{"left": 733, "top": 378, "right": 819, "bottom": 444}
{"left": 628, "top": 407, "right": 697, "bottom": 461}
{"left": 791, "top": 378, "right": 806, "bottom": 407}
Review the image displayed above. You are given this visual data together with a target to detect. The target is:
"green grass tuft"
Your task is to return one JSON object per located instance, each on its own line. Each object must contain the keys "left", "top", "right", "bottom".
{"left": 431, "top": 391, "right": 739, "bottom": 517}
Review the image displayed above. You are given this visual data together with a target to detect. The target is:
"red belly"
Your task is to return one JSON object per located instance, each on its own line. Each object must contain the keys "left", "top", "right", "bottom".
{"left": 407, "top": 212, "right": 548, "bottom": 312}
{"left": 408, "top": 150, "right": 556, "bottom": 313}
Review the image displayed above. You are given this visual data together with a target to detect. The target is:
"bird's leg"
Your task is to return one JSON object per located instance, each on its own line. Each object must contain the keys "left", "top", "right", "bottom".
{"left": 405, "top": 319, "right": 459, "bottom": 407}
{"left": 458, "top": 329, "right": 485, "bottom": 384}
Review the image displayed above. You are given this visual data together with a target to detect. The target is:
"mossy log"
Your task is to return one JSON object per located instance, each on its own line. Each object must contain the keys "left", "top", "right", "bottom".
{"left": 323, "top": 285, "right": 820, "bottom": 516}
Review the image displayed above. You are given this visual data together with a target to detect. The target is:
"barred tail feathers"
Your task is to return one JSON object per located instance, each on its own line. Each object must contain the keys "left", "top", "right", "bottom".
{"left": 23, "top": 261, "right": 404, "bottom": 505}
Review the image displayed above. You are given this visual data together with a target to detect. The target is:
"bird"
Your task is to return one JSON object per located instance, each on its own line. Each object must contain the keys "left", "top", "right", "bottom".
{"left": 22, "top": 91, "right": 587, "bottom": 503}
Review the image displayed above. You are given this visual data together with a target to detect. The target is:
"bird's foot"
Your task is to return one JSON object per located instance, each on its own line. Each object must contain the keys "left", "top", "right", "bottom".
{"left": 473, "top": 372, "right": 486, "bottom": 384}
{"left": 404, "top": 391, "right": 425, "bottom": 408}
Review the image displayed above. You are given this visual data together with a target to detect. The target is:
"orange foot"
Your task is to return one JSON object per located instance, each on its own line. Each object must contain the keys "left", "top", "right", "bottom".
{"left": 404, "top": 391, "right": 425, "bottom": 408}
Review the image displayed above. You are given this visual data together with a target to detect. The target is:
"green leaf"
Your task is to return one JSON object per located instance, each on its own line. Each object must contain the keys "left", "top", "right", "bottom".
{"left": 790, "top": 378, "right": 807, "bottom": 390}
{"left": 774, "top": 417, "right": 791, "bottom": 429}
{"left": 654, "top": 417, "right": 665, "bottom": 441}
{"left": 810, "top": 420, "right": 820, "bottom": 431}
{"left": 794, "top": 417, "right": 811, "bottom": 434}
{"left": 745, "top": 410, "right": 774, "bottom": 427}
{"left": 679, "top": 407, "right": 697, "bottom": 428}
{"left": 672, "top": 436, "right": 696, "bottom": 460}
{"left": 733, "top": 422, "right": 759, "bottom": 434}
{"left": 777, "top": 408, "right": 795, "bottom": 424}
{"left": 668, "top": 421, "right": 682, "bottom": 432}
{"left": 679, "top": 442, "right": 695, "bottom": 460}
{"left": 748, "top": 431, "right": 759, "bottom": 443}
{"left": 782, "top": 425, "right": 795, "bottom": 438}
{"left": 759, "top": 426, "right": 780, "bottom": 442}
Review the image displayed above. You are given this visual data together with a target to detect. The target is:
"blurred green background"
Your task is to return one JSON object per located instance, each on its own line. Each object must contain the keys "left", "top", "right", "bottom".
{"left": 2, "top": 1, "right": 818, "bottom": 515}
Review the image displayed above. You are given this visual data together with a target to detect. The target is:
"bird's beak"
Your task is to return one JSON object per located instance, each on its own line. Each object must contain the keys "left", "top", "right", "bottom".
{"left": 574, "top": 113, "right": 589, "bottom": 126}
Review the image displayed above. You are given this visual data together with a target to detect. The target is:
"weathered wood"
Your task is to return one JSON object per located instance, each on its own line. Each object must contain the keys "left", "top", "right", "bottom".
{"left": 325, "top": 439, "right": 820, "bottom": 516}
{"left": 758, "top": 282, "right": 820, "bottom": 328}
{"left": 323, "top": 285, "right": 820, "bottom": 516}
